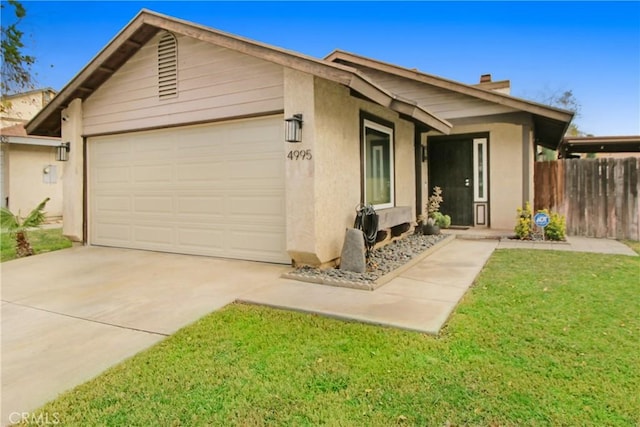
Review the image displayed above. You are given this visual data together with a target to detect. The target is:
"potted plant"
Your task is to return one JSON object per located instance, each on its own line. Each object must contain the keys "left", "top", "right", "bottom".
{"left": 422, "top": 186, "right": 445, "bottom": 235}
{"left": 433, "top": 211, "right": 452, "bottom": 229}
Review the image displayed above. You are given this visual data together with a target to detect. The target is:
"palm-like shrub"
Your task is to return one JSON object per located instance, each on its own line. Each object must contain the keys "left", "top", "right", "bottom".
{"left": 0, "top": 197, "right": 50, "bottom": 258}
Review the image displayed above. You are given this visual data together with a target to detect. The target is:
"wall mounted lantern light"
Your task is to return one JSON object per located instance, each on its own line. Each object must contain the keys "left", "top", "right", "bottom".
{"left": 56, "top": 142, "right": 70, "bottom": 162}
{"left": 284, "top": 114, "right": 303, "bottom": 142}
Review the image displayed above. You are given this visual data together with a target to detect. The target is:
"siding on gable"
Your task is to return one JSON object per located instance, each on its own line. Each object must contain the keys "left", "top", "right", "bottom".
{"left": 83, "top": 33, "right": 284, "bottom": 136}
{"left": 358, "top": 66, "right": 517, "bottom": 120}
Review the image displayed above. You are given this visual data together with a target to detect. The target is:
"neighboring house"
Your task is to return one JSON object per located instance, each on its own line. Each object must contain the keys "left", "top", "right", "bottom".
{"left": 559, "top": 135, "right": 640, "bottom": 159}
{"left": 1, "top": 88, "right": 57, "bottom": 128}
{"left": 1, "top": 88, "right": 62, "bottom": 218}
{"left": 26, "top": 10, "right": 573, "bottom": 266}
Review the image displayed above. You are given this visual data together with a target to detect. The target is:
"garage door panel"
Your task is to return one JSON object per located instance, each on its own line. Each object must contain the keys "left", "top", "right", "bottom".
{"left": 228, "top": 158, "right": 282, "bottom": 181}
{"left": 175, "top": 162, "right": 226, "bottom": 183}
{"left": 177, "top": 228, "right": 225, "bottom": 251}
{"left": 133, "top": 165, "right": 173, "bottom": 183}
{"left": 133, "top": 225, "right": 174, "bottom": 246}
{"left": 96, "top": 166, "right": 130, "bottom": 184}
{"left": 229, "top": 195, "right": 284, "bottom": 220}
{"left": 229, "top": 228, "right": 286, "bottom": 260}
{"left": 90, "top": 116, "right": 289, "bottom": 263}
{"left": 94, "top": 222, "right": 131, "bottom": 244}
{"left": 96, "top": 196, "right": 131, "bottom": 213}
{"left": 177, "top": 196, "right": 224, "bottom": 216}
{"left": 134, "top": 195, "right": 173, "bottom": 214}
{"left": 94, "top": 146, "right": 131, "bottom": 165}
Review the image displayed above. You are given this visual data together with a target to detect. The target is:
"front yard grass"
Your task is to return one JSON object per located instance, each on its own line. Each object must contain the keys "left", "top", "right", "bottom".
{"left": 20, "top": 249, "right": 640, "bottom": 426}
{"left": 624, "top": 239, "right": 640, "bottom": 255}
{"left": 0, "top": 228, "right": 72, "bottom": 262}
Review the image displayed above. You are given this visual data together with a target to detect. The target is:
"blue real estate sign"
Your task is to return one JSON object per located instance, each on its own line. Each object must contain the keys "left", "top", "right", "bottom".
{"left": 534, "top": 212, "right": 550, "bottom": 228}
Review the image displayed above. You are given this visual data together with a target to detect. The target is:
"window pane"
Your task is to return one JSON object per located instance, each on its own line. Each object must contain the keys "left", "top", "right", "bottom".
{"left": 477, "top": 143, "right": 484, "bottom": 199}
{"left": 365, "top": 126, "right": 391, "bottom": 206}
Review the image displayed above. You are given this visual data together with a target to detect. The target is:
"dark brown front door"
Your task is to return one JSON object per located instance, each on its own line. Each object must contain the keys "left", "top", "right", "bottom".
{"left": 428, "top": 138, "right": 474, "bottom": 226}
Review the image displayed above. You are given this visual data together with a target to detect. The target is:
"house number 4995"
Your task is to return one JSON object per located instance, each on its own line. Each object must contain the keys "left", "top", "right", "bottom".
{"left": 287, "top": 149, "right": 312, "bottom": 160}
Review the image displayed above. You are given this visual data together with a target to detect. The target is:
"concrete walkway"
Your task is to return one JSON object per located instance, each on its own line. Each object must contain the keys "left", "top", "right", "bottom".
{"left": 497, "top": 235, "right": 638, "bottom": 256}
{"left": 241, "top": 239, "right": 497, "bottom": 333}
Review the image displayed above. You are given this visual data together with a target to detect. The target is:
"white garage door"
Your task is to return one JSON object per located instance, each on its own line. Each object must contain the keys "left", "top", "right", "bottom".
{"left": 88, "top": 115, "right": 289, "bottom": 264}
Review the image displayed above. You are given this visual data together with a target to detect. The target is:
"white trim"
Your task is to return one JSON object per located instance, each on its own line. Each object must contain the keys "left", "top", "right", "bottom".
{"left": 0, "top": 135, "right": 61, "bottom": 147}
{"left": 363, "top": 119, "right": 394, "bottom": 210}
{"left": 473, "top": 137, "right": 488, "bottom": 202}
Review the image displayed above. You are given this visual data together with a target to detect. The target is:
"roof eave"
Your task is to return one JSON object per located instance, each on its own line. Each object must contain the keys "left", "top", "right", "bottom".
{"left": 389, "top": 98, "right": 452, "bottom": 134}
{"left": 28, "top": 9, "right": 452, "bottom": 136}
{"left": 27, "top": 10, "right": 159, "bottom": 136}
{"left": 560, "top": 135, "right": 640, "bottom": 153}
{"left": 326, "top": 49, "right": 575, "bottom": 124}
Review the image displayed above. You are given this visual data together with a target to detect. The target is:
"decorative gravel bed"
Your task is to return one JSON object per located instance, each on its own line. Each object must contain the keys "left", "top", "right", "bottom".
{"left": 283, "top": 232, "right": 449, "bottom": 290}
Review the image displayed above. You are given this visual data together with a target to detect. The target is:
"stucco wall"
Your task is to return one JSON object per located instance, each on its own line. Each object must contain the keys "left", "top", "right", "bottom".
{"left": 312, "top": 78, "right": 360, "bottom": 263}
{"left": 4, "top": 144, "right": 63, "bottom": 218}
{"left": 61, "top": 99, "right": 84, "bottom": 241}
{"left": 285, "top": 69, "right": 416, "bottom": 266}
{"left": 283, "top": 69, "right": 316, "bottom": 264}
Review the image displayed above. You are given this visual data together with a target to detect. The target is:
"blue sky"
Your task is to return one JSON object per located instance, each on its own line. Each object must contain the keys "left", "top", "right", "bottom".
{"left": 5, "top": 1, "right": 640, "bottom": 136}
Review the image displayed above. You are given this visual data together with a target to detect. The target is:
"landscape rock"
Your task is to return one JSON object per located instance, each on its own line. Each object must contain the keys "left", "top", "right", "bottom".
{"left": 339, "top": 228, "right": 366, "bottom": 273}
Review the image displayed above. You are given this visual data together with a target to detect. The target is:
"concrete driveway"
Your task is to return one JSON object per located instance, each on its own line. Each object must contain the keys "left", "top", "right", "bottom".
{"left": 1, "top": 246, "right": 287, "bottom": 424}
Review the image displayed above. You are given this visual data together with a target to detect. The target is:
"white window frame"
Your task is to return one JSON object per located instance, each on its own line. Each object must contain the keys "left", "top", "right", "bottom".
{"left": 363, "top": 119, "right": 394, "bottom": 209}
{"left": 473, "top": 137, "right": 488, "bottom": 202}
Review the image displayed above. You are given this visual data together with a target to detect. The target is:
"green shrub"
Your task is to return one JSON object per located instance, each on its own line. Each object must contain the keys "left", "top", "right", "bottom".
{"left": 515, "top": 202, "right": 534, "bottom": 239}
{"left": 433, "top": 212, "right": 451, "bottom": 228}
{"left": 514, "top": 204, "right": 566, "bottom": 241}
{"left": 543, "top": 210, "right": 566, "bottom": 241}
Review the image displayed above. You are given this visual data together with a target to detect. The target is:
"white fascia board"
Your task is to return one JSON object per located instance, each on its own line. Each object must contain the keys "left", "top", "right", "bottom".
{"left": 1, "top": 135, "right": 61, "bottom": 147}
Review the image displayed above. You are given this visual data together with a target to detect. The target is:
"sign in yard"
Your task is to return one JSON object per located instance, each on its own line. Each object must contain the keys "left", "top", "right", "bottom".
{"left": 534, "top": 212, "right": 550, "bottom": 228}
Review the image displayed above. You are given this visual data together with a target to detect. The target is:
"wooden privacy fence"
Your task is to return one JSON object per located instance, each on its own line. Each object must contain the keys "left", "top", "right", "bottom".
{"left": 534, "top": 158, "right": 639, "bottom": 241}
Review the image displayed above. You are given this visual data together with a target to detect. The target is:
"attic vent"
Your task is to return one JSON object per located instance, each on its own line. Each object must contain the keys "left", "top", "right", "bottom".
{"left": 158, "top": 32, "right": 178, "bottom": 99}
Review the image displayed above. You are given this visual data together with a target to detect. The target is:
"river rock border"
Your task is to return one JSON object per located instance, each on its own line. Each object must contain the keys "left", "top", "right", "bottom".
{"left": 282, "top": 233, "right": 455, "bottom": 291}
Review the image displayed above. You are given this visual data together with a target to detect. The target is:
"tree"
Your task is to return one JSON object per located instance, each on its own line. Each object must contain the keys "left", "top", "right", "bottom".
{"left": 1, "top": 0, "right": 35, "bottom": 98}
{"left": 537, "top": 89, "right": 585, "bottom": 160}
{"left": 0, "top": 197, "right": 49, "bottom": 258}
{"left": 541, "top": 89, "right": 581, "bottom": 116}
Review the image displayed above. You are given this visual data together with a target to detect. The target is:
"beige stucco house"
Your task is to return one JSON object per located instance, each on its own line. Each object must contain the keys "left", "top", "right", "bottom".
{"left": 27, "top": 10, "right": 572, "bottom": 266}
{"left": 1, "top": 89, "right": 63, "bottom": 218}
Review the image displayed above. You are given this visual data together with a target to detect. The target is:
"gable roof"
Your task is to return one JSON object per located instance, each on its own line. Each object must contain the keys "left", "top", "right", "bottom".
{"left": 326, "top": 50, "right": 574, "bottom": 149}
{"left": 27, "top": 10, "right": 451, "bottom": 137}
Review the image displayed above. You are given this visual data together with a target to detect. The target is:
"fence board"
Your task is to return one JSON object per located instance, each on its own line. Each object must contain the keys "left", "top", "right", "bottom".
{"left": 534, "top": 157, "right": 640, "bottom": 240}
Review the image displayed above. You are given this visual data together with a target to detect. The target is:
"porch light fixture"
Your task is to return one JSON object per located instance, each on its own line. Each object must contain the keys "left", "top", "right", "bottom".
{"left": 284, "top": 114, "right": 303, "bottom": 142}
{"left": 56, "top": 142, "right": 70, "bottom": 162}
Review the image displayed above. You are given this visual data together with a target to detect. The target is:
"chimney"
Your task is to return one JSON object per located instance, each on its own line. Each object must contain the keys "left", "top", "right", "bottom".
{"left": 480, "top": 74, "right": 492, "bottom": 83}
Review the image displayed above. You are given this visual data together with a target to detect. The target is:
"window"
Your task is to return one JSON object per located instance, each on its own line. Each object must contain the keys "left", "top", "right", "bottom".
{"left": 473, "top": 138, "right": 487, "bottom": 202}
{"left": 363, "top": 119, "right": 394, "bottom": 209}
{"left": 158, "top": 32, "right": 178, "bottom": 99}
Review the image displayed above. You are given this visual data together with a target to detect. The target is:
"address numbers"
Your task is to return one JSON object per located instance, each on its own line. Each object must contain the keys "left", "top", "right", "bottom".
{"left": 287, "top": 149, "right": 312, "bottom": 160}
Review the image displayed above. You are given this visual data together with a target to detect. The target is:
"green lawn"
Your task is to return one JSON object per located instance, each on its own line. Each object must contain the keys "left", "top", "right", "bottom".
{"left": 0, "top": 228, "right": 72, "bottom": 262}
{"left": 624, "top": 239, "right": 640, "bottom": 255}
{"left": 17, "top": 248, "right": 640, "bottom": 426}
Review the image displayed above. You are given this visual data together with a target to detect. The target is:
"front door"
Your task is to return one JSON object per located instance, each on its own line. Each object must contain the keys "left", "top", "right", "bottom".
{"left": 428, "top": 138, "right": 474, "bottom": 226}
